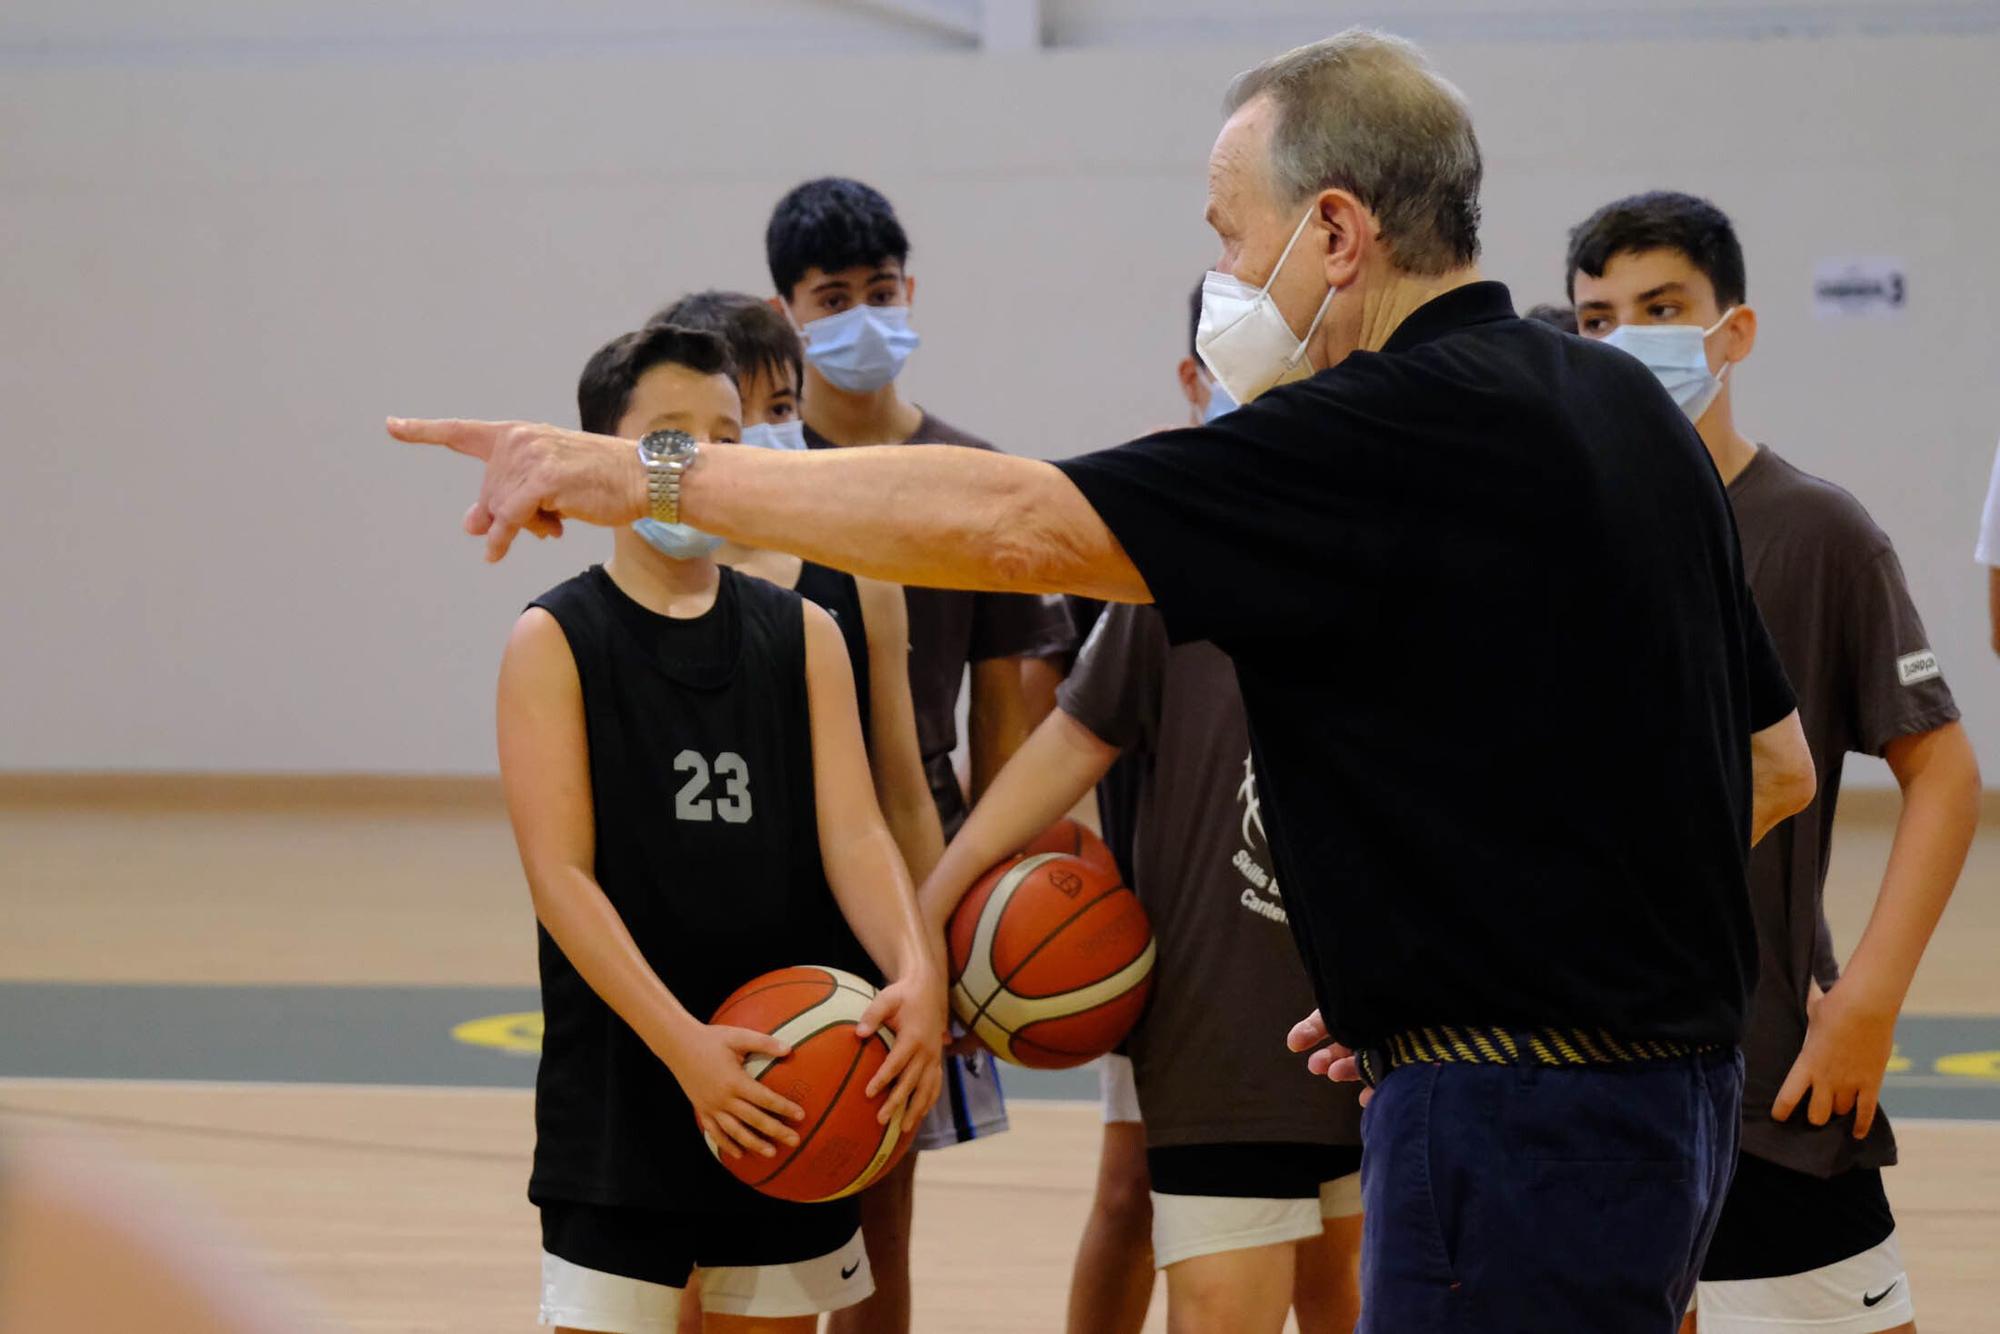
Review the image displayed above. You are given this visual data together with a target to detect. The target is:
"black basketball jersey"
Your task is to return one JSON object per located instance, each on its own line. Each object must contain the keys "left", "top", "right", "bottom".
{"left": 525, "top": 564, "right": 873, "bottom": 1236}
{"left": 793, "top": 561, "right": 872, "bottom": 750}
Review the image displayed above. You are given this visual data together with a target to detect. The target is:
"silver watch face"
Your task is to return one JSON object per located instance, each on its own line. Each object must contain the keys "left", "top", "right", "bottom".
{"left": 638, "top": 428, "right": 697, "bottom": 462}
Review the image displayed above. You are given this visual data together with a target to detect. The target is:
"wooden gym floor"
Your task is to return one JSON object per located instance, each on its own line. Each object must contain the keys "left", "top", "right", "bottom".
{"left": 2, "top": 780, "right": 1996, "bottom": 1331}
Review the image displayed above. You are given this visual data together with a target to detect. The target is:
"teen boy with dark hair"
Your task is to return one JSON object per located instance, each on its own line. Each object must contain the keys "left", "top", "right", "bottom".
{"left": 766, "top": 176, "right": 1074, "bottom": 1334}
{"left": 1569, "top": 191, "right": 1979, "bottom": 1334}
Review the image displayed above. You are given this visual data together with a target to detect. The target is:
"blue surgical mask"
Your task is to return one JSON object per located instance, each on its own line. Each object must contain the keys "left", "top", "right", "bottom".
{"left": 1601, "top": 309, "right": 1737, "bottom": 422}
{"left": 799, "top": 305, "right": 919, "bottom": 392}
{"left": 740, "top": 419, "right": 807, "bottom": 452}
{"left": 632, "top": 518, "right": 721, "bottom": 561}
{"left": 1202, "top": 377, "right": 1239, "bottom": 424}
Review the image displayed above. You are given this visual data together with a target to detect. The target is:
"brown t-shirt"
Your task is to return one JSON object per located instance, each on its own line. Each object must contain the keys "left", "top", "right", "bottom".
{"left": 1730, "top": 447, "right": 1959, "bottom": 1177}
{"left": 803, "top": 412, "right": 1076, "bottom": 833}
{"left": 1059, "top": 602, "right": 1362, "bottom": 1149}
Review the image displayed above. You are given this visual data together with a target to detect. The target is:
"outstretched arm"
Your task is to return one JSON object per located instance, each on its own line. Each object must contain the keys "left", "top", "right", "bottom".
{"left": 388, "top": 417, "right": 1150, "bottom": 602}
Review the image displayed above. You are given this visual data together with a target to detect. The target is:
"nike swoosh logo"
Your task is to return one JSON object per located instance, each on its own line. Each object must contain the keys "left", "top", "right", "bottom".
{"left": 1864, "top": 1280, "right": 1900, "bottom": 1308}
{"left": 841, "top": 1261, "right": 861, "bottom": 1280}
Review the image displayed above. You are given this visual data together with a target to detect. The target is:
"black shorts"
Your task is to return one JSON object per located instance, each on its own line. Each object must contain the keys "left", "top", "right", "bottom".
{"left": 1146, "top": 1142, "right": 1363, "bottom": 1198}
{"left": 540, "top": 1198, "right": 860, "bottom": 1288}
{"left": 1700, "top": 1153, "right": 1897, "bottom": 1281}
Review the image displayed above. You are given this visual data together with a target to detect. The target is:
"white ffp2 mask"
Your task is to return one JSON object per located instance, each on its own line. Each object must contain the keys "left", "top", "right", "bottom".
{"left": 1195, "top": 206, "right": 1336, "bottom": 405}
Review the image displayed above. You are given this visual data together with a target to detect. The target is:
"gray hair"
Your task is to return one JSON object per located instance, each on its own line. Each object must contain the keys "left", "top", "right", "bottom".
{"left": 1225, "top": 29, "right": 1483, "bottom": 276}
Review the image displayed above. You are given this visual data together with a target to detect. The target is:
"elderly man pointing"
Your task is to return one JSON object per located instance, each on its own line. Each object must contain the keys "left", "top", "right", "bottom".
{"left": 397, "top": 31, "right": 1815, "bottom": 1332}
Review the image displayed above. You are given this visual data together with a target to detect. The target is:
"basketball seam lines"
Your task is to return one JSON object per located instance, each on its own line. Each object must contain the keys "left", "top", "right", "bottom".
{"left": 965, "top": 880, "right": 1131, "bottom": 1042}
{"left": 749, "top": 1031, "right": 878, "bottom": 1191}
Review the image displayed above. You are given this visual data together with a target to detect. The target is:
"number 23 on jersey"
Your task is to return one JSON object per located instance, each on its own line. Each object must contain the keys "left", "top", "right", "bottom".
{"left": 674, "top": 751, "right": 753, "bottom": 824}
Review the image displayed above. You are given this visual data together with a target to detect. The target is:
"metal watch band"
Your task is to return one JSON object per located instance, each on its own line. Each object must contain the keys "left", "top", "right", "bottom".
{"left": 637, "top": 432, "right": 698, "bottom": 525}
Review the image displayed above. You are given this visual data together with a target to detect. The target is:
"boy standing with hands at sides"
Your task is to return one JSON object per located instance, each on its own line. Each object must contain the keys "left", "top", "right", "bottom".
{"left": 767, "top": 176, "right": 1076, "bottom": 1333}
{"left": 496, "top": 322, "right": 943, "bottom": 1334}
{"left": 1568, "top": 192, "right": 1978, "bottom": 1334}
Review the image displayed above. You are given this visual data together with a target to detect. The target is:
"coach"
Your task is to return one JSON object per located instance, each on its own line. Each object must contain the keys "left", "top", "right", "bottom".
{"left": 396, "top": 30, "right": 1817, "bottom": 1331}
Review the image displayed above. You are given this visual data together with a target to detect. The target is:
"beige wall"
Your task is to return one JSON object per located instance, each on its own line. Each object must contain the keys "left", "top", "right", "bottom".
{"left": 3, "top": 32, "right": 1995, "bottom": 778}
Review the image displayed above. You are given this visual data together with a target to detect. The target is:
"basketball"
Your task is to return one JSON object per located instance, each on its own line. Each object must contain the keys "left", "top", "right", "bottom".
{"left": 702, "top": 964, "right": 913, "bottom": 1202}
{"left": 947, "top": 852, "right": 1156, "bottom": 1068}
{"left": 1020, "top": 816, "right": 1121, "bottom": 882}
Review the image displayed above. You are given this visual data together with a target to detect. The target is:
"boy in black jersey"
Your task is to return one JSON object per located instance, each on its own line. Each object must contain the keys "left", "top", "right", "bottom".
{"left": 641, "top": 293, "right": 948, "bottom": 1334}
{"left": 647, "top": 292, "right": 945, "bottom": 891}
{"left": 499, "top": 323, "right": 944, "bottom": 1333}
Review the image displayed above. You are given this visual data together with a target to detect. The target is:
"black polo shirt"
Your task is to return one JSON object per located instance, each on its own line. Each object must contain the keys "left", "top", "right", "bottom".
{"left": 1055, "top": 282, "right": 1794, "bottom": 1049}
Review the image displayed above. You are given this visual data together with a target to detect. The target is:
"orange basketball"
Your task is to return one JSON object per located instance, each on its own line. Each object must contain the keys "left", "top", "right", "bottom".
{"left": 947, "top": 852, "right": 1155, "bottom": 1069}
{"left": 1020, "top": 816, "right": 1121, "bottom": 882}
{"left": 703, "top": 965, "right": 913, "bottom": 1202}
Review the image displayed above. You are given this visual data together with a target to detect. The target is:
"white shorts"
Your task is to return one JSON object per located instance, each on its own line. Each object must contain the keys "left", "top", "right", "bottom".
{"left": 1151, "top": 1175, "right": 1361, "bottom": 1269}
{"left": 915, "top": 1049, "right": 1010, "bottom": 1149}
{"left": 1695, "top": 1230, "right": 1913, "bottom": 1333}
{"left": 538, "top": 1230, "right": 872, "bottom": 1331}
{"left": 1099, "top": 1054, "right": 1142, "bottom": 1124}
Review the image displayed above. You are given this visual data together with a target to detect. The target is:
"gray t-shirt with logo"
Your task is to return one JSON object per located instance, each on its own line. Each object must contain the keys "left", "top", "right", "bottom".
{"left": 1058, "top": 602, "right": 1361, "bottom": 1148}
{"left": 1730, "top": 448, "right": 1960, "bottom": 1178}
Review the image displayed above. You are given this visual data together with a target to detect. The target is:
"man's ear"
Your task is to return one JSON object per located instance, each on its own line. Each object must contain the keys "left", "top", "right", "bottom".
{"left": 1316, "top": 188, "right": 1369, "bottom": 290}
{"left": 903, "top": 274, "right": 917, "bottom": 308}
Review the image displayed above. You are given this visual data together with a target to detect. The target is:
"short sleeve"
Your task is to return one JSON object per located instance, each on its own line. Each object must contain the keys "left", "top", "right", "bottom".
{"left": 967, "top": 590, "right": 1075, "bottom": 663}
{"left": 1744, "top": 596, "right": 1797, "bottom": 733}
{"left": 1054, "top": 379, "right": 1380, "bottom": 648}
{"left": 1056, "top": 603, "right": 1169, "bottom": 753}
{"left": 1977, "top": 438, "right": 2000, "bottom": 566}
{"left": 1844, "top": 547, "right": 1960, "bottom": 756}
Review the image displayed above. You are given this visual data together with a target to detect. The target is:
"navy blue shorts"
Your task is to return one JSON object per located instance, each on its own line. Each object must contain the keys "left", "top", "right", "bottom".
{"left": 1359, "top": 1048, "right": 1742, "bottom": 1333}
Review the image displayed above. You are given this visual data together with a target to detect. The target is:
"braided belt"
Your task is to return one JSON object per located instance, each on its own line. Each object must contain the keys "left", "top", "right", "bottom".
{"left": 1352, "top": 1025, "right": 1725, "bottom": 1089}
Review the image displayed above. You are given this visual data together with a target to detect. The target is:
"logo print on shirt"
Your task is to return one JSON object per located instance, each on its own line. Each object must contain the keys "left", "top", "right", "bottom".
{"left": 1896, "top": 650, "right": 1941, "bottom": 687}
{"left": 1236, "top": 753, "right": 1266, "bottom": 851}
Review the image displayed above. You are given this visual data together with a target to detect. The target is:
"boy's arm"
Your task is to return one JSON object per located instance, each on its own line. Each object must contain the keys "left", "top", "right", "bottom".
{"left": 919, "top": 709, "right": 1122, "bottom": 940}
{"left": 854, "top": 577, "right": 947, "bottom": 886}
{"left": 497, "top": 609, "right": 805, "bottom": 1160}
{"left": 968, "top": 657, "right": 1040, "bottom": 801}
{"left": 801, "top": 602, "right": 945, "bottom": 1131}
{"left": 1774, "top": 721, "right": 1980, "bottom": 1137}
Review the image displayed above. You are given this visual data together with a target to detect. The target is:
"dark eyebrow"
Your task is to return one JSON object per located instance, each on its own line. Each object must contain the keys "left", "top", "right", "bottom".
{"left": 866, "top": 268, "right": 900, "bottom": 285}
{"left": 810, "top": 277, "right": 853, "bottom": 295}
{"left": 1635, "top": 282, "right": 1687, "bottom": 303}
{"left": 1575, "top": 298, "right": 1615, "bottom": 312}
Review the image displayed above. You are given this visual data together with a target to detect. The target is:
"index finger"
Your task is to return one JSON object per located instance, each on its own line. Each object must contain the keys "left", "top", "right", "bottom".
{"left": 387, "top": 416, "right": 504, "bottom": 459}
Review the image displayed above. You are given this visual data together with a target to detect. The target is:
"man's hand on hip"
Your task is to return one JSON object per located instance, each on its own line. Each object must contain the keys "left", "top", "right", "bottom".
{"left": 388, "top": 418, "right": 647, "bottom": 562}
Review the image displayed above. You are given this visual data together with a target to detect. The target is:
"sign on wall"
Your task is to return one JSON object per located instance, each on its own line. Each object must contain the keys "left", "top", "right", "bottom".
{"left": 1813, "top": 257, "right": 1908, "bottom": 319}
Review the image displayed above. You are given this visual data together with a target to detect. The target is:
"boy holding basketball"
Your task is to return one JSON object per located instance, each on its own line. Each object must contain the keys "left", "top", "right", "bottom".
{"left": 922, "top": 598, "right": 1364, "bottom": 1333}
{"left": 496, "top": 322, "right": 944, "bottom": 1333}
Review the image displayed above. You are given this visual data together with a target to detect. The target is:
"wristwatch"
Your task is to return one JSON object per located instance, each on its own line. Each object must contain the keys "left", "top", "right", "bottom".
{"left": 636, "top": 429, "right": 700, "bottom": 525}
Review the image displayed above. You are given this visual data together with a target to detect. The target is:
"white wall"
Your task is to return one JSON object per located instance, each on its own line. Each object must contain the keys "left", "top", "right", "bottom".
{"left": 3, "top": 30, "right": 1996, "bottom": 779}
